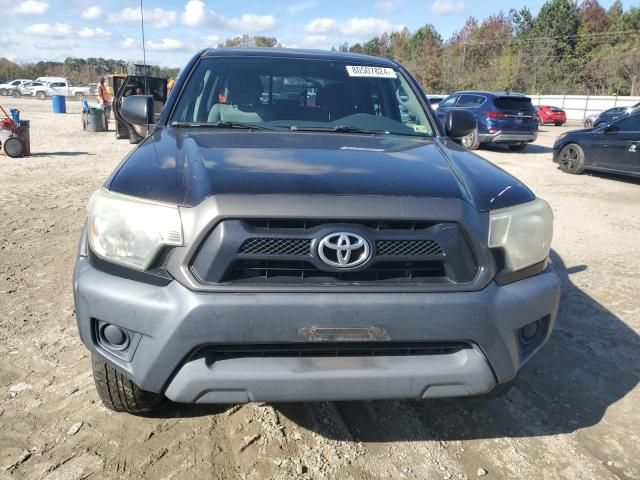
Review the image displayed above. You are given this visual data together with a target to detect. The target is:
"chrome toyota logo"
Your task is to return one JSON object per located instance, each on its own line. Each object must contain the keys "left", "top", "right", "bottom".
{"left": 317, "top": 232, "right": 370, "bottom": 268}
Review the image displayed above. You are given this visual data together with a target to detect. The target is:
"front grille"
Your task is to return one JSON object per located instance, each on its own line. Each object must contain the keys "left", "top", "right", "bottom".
{"left": 376, "top": 239, "right": 443, "bottom": 256}
{"left": 237, "top": 238, "right": 444, "bottom": 258}
{"left": 191, "top": 219, "right": 478, "bottom": 286}
{"left": 197, "top": 341, "right": 470, "bottom": 361}
{"left": 240, "top": 238, "right": 311, "bottom": 256}
{"left": 224, "top": 259, "right": 446, "bottom": 283}
{"left": 244, "top": 219, "right": 437, "bottom": 231}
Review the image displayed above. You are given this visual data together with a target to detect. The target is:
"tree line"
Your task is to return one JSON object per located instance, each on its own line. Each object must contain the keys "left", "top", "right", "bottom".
{"left": 339, "top": 0, "right": 639, "bottom": 96}
{"left": 0, "top": 57, "right": 180, "bottom": 86}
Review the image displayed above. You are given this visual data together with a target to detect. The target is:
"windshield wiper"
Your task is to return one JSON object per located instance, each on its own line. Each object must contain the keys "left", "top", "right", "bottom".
{"left": 289, "top": 125, "right": 387, "bottom": 135}
{"left": 171, "top": 121, "right": 274, "bottom": 130}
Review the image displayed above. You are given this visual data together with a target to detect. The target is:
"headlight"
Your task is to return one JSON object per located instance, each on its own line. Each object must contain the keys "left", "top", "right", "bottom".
{"left": 488, "top": 198, "right": 553, "bottom": 272}
{"left": 87, "top": 188, "right": 183, "bottom": 271}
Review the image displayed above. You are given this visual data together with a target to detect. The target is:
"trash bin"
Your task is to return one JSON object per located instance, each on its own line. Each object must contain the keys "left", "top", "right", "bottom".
{"left": 85, "top": 108, "right": 104, "bottom": 132}
{"left": 52, "top": 95, "right": 66, "bottom": 114}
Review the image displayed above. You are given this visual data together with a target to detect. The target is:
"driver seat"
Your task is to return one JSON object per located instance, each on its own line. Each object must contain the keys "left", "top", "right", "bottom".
{"left": 208, "top": 70, "right": 266, "bottom": 123}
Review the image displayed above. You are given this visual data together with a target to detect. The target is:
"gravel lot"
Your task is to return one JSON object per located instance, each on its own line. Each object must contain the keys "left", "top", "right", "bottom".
{"left": 1, "top": 97, "right": 639, "bottom": 480}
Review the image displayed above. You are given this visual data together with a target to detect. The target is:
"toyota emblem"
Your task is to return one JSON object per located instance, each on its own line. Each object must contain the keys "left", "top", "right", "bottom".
{"left": 317, "top": 232, "right": 371, "bottom": 268}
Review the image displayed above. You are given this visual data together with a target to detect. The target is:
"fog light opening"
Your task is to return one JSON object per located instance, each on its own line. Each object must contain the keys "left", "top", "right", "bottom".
{"left": 99, "top": 322, "right": 130, "bottom": 351}
{"left": 516, "top": 315, "right": 550, "bottom": 360}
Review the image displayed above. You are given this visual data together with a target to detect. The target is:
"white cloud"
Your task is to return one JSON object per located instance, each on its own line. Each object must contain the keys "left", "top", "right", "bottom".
{"left": 181, "top": 0, "right": 277, "bottom": 32}
{"left": 24, "top": 23, "right": 111, "bottom": 40}
{"left": 146, "top": 38, "right": 186, "bottom": 51}
{"left": 183, "top": 0, "right": 215, "bottom": 27}
{"left": 77, "top": 27, "right": 111, "bottom": 39}
{"left": 305, "top": 17, "right": 338, "bottom": 34}
{"left": 121, "top": 37, "right": 138, "bottom": 48}
{"left": 305, "top": 17, "right": 403, "bottom": 37}
{"left": 25, "top": 23, "right": 73, "bottom": 38}
{"left": 81, "top": 5, "right": 102, "bottom": 20}
{"left": 286, "top": 0, "right": 317, "bottom": 16}
{"left": 108, "top": 7, "right": 177, "bottom": 29}
{"left": 11, "top": 0, "right": 48, "bottom": 15}
{"left": 431, "top": 0, "right": 465, "bottom": 15}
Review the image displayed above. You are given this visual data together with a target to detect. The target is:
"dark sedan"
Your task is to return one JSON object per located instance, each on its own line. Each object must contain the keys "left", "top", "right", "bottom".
{"left": 553, "top": 113, "right": 640, "bottom": 177}
{"left": 593, "top": 102, "right": 640, "bottom": 128}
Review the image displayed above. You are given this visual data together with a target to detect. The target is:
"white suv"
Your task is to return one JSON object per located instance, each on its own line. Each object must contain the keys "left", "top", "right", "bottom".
{"left": 0, "top": 79, "right": 31, "bottom": 96}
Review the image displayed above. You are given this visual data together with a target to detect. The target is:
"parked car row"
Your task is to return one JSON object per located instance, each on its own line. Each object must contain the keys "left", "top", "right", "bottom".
{"left": 0, "top": 77, "right": 97, "bottom": 100}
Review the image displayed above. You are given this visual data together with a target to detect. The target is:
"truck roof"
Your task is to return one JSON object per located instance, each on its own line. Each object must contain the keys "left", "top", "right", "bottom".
{"left": 201, "top": 47, "right": 398, "bottom": 67}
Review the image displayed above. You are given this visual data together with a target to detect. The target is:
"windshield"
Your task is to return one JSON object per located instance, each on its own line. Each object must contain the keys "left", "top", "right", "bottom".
{"left": 170, "top": 57, "right": 434, "bottom": 137}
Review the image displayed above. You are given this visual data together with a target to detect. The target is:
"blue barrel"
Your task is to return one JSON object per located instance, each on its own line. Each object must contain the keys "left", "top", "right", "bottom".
{"left": 52, "top": 95, "right": 66, "bottom": 114}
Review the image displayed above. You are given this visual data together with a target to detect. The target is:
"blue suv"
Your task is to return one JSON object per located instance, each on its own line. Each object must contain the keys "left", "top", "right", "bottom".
{"left": 436, "top": 91, "right": 538, "bottom": 151}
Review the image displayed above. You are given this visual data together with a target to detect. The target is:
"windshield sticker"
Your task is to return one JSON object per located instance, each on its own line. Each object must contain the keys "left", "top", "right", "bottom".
{"left": 346, "top": 66, "right": 397, "bottom": 79}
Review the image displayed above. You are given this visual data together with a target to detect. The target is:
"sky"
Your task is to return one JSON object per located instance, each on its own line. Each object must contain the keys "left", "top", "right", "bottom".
{"left": 0, "top": 0, "right": 636, "bottom": 67}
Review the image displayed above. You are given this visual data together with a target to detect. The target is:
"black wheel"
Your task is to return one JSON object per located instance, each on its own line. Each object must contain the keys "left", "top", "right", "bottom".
{"left": 508, "top": 143, "right": 527, "bottom": 152}
{"left": 554, "top": 121, "right": 562, "bottom": 126}
{"left": 3, "top": 137, "right": 24, "bottom": 158}
{"left": 460, "top": 128, "right": 480, "bottom": 150}
{"left": 92, "top": 356, "right": 164, "bottom": 413}
{"left": 11, "top": 90, "right": 20, "bottom": 98}
{"left": 584, "top": 119, "right": 593, "bottom": 129}
{"left": 557, "top": 143, "right": 585, "bottom": 174}
{"left": 0, "top": 88, "right": 7, "bottom": 96}
{"left": 74, "top": 92, "right": 84, "bottom": 101}
{"left": 36, "top": 91, "right": 46, "bottom": 100}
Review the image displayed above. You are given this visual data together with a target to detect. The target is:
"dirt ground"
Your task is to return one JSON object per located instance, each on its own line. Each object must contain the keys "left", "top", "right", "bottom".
{"left": 0, "top": 96, "right": 639, "bottom": 480}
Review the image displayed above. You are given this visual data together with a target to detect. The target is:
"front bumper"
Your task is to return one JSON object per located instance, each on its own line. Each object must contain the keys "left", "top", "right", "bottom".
{"left": 478, "top": 131, "right": 538, "bottom": 144}
{"left": 74, "top": 256, "right": 561, "bottom": 403}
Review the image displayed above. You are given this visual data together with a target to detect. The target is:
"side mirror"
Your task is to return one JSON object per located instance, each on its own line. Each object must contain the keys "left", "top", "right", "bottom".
{"left": 121, "top": 95, "right": 154, "bottom": 126}
{"left": 444, "top": 110, "right": 476, "bottom": 138}
{"left": 603, "top": 124, "right": 618, "bottom": 133}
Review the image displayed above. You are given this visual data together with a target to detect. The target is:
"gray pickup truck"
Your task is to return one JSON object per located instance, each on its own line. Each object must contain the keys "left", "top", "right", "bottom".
{"left": 73, "top": 48, "right": 560, "bottom": 413}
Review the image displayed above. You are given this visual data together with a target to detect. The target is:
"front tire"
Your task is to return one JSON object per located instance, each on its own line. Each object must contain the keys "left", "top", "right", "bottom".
{"left": 558, "top": 143, "right": 585, "bottom": 174}
{"left": 36, "top": 91, "right": 47, "bottom": 100}
{"left": 11, "top": 90, "right": 20, "bottom": 98}
{"left": 92, "top": 356, "right": 164, "bottom": 413}
{"left": 460, "top": 128, "right": 480, "bottom": 150}
{"left": 508, "top": 142, "right": 527, "bottom": 152}
{"left": 554, "top": 121, "right": 563, "bottom": 126}
{"left": 584, "top": 119, "right": 593, "bottom": 129}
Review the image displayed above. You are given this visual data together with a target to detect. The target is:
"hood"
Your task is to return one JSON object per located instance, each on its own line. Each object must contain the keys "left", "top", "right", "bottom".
{"left": 107, "top": 128, "right": 534, "bottom": 211}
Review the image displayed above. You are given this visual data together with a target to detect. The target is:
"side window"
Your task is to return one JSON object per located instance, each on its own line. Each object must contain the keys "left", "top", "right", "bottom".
{"left": 457, "top": 94, "right": 476, "bottom": 107}
{"left": 613, "top": 115, "right": 640, "bottom": 132}
{"left": 440, "top": 95, "right": 458, "bottom": 108}
{"left": 471, "top": 95, "right": 486, "bottom": 106}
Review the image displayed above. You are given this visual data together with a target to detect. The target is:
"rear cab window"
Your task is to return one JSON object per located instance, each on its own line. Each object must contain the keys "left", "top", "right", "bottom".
{"left": 171, "top": 57, "right": 435, "bottom": 137}
{"left": 493, "top": 96, "right": 535, "bottom": 112}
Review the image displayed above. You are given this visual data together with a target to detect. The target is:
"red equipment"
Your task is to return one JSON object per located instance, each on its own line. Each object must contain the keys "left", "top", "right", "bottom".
{"left": 0, "top": 105, "right": 29, "bottom": 158}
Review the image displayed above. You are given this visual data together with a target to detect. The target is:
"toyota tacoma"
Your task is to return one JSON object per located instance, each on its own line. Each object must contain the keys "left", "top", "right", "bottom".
{"left": 73, "top": 48, "right": 560, "bottom": 413}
